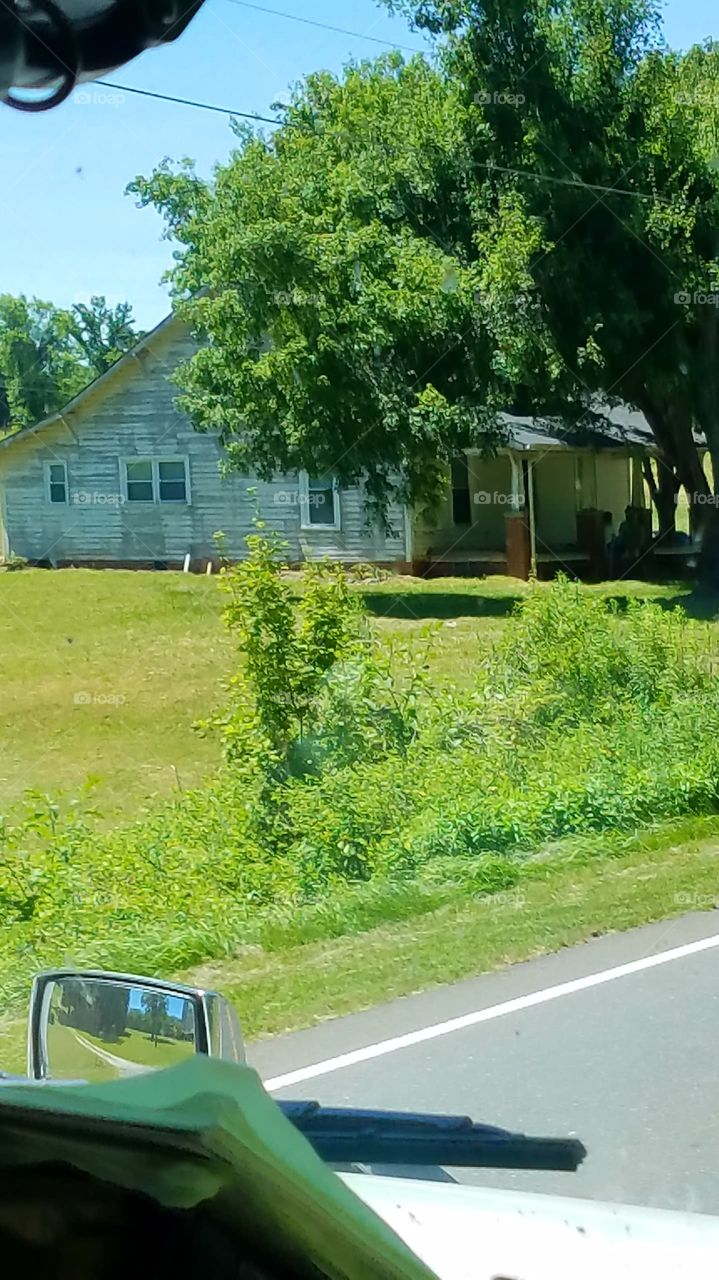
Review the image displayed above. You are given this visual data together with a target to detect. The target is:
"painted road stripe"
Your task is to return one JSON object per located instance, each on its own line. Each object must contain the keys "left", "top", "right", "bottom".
{"left": 265, "top": 931, "right": 719, "bottom": 1091}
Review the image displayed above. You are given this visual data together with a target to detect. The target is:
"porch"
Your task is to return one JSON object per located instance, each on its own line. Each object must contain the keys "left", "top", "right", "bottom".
{"left": 410, "top": 422, "right": 647, "bottom": 582}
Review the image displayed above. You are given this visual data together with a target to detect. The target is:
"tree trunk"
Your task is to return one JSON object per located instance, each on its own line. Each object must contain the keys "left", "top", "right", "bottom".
{"left": 635, "top": 388, "right": 710, "bottom": 545}
{"left": 643, "top": 456, "right": 678, "bottom": 538}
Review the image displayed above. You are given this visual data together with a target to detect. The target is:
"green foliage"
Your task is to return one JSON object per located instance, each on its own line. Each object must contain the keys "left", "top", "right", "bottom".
{"left": 66, "top": 296, "right": 144, "bottom": 377}
{"left": 133, "top": 1, "right": 719, "bottom": 545}
{"left": 2, "top": 576, "right": 719, "bottom": 1009}
{"left": 0, "top": 294, "right": 142, "bottom": 431}
{"left": 129, "top": 57, "right": 505, "bottom": 520}
{"left": 203, "top": 533, "right": 431, "bottom": 787}
{"left": 202, "top": 532, "right": 367, "bottom": 777}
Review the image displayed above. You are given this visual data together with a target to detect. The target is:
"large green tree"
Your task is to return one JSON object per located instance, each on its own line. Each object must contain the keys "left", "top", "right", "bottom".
{"left": 0, "top": 295, "right": 84, "bottom": 429}
{"left": 130, "top": 57, "right": 571, "bottom": 521}
{"left": 132, "top": 8, "right": 719, "bottom": 561}
{"left": 388, "top": 0, "right": 719, "bottom": 545}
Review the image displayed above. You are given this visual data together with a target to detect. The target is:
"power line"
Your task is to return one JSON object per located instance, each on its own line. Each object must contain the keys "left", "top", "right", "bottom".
{"left": 95, "top": 80, "right": 667, "bottom": 204}
{"left": 216, "top": 0, "right": 425, "bottom": 54}
{"left": 95, "top": 79, "right": 283, "bottom": 124}
{"left": 476, "top": 160, "right": 667, "bottom": 203}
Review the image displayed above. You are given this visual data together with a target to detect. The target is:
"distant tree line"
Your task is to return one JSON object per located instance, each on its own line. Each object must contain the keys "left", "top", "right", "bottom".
{"left": 0, "top": 293, "right": 143, "bottom": 433}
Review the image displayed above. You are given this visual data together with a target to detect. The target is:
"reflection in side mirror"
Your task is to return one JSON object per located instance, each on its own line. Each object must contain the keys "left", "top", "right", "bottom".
{"left": 28, "top": 970, "right": 245, "bottom": 1081}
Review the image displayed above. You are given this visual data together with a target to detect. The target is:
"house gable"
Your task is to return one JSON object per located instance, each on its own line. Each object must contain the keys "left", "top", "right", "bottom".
{"left": 0, "top": 315, "right": 408, "bottom": 567}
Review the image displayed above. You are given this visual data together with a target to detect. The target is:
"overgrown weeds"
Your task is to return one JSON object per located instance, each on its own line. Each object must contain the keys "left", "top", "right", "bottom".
{"left": 2, "top": 552, "right": 718, "bottom": 1008}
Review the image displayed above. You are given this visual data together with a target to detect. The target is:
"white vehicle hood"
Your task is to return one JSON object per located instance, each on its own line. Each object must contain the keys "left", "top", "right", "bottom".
{"left": 341, "top": 1173, "right": 719, "bottom": 1280}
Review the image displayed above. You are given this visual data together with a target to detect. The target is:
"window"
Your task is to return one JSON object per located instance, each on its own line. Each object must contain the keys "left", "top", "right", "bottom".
{"left": 125, "top": 460, "right": 154, "bottom": 503}
{"left": 158, "top": 460, "right": 187, "bottom": 503}
{"left": 45, "top": 461, "right": 68, "bottom": 505}
{"left": 122, "top": 458, "right": 189, "bottom": 504}
{"left": 451, "top": 456, "right": 471, "bottom": 525}
{"left": 299, "top": 471, "right": 340, "bottom": 530}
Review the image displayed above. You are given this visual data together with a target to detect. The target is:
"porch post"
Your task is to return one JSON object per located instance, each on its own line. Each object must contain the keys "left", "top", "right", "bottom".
{"left": 527, "top": 458, "right": 537, "bottom": 577}
{"left": 631, "top": 452, "right": 645, "bottom": 507}
{"left": 630, "top": 450, "right": 652, "bottom": 551}
{"left": 509, "top": 452, "right": 524, "bottom": 511}
{"left": 576, "top": 449, "right": 608, "bottom": 580}
{"left": 505, "top": 450, "right": 531, "bottom": 580}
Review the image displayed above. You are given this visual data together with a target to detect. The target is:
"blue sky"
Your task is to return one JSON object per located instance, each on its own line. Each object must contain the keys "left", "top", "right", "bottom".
{"left": 1, "top": 0, "right": 717, "bottom": 330}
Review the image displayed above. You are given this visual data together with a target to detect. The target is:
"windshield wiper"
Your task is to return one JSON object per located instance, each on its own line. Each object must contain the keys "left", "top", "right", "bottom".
{"left": 279, "top": 1102, "right": 586, "bottom": 1171}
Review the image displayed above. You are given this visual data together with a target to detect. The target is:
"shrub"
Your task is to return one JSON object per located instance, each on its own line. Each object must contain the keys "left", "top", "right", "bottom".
{"left": 2, "top": 570, "right": 719, "bottom": 1008}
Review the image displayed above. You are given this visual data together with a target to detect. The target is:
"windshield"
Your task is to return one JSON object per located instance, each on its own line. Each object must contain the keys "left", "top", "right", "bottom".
{"left": 1, "top": 0, "right": 719, "bottom": 1231}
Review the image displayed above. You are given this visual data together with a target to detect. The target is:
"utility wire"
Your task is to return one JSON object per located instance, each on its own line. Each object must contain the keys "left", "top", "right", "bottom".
{"left": 95, "top": 78, "right": 283, "bottom": 124}
{"left": 216, "top": 0, "right": 425, "bottom": 54}
{"left": 475, "top": 160, "right": 667, "bottom": 203}
{"left": 95, "top": 83, "right": 668, "bottom": 204}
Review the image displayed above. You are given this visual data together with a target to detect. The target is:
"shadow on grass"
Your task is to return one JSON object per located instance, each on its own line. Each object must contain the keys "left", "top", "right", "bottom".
{"left": 603, "top": 590, "right": 719, "bottom": 620}
{"left": 362, "top": 587, "right": 719, "bottom": 621}
{"left": 362, "top": 592, "right": 522, "bottom": 619}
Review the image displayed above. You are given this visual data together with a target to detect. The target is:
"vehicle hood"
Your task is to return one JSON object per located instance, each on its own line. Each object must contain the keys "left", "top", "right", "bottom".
{"left": 341, "top": 1173, "right": 719, "bottom": 1280}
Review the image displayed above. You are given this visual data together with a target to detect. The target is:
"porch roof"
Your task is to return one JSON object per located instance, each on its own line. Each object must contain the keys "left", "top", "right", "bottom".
{"left": 467, "top": 405, "right": 706, "bottom": 455}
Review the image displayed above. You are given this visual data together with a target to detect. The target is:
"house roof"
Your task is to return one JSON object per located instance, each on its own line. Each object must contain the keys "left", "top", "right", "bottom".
{"left": 493, "top": 408, "right": 653, "bottom": 453}
{"left": 0, "top": 307, "right": 702, "bottom": 459}
{"left": 492, "top": 403, "right": 706, "bottom": 454}
{"left": 0, "top": 310, "right": 184, "bottom": 453}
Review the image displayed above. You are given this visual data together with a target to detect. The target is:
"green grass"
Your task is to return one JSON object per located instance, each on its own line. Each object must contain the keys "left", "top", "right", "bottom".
{"left": 0, "top": 568, "right": 705, "bottom": 816}
{"left": 183, "top": 815, "right": 719, "bottom": 1041}
{"left": 0, "top": 570, "right": 230, "bottom": 820}
{"left": 1, "top": 815, "right": 716, "bottom": 1070}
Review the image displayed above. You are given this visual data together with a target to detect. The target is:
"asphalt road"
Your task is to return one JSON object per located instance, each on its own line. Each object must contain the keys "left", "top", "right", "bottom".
{"left": 247, "top": 911, "right": 719, "bottom": 1216}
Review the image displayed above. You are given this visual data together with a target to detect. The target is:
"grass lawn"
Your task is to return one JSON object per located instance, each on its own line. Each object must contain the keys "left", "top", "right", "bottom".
{"left": 2, "top": 814, "right": 716, "bottom": 1071}
{"left": 0, "top": 570, "right": 230, "bottom": 820}
{"left": 183, "top": 815, "right": 719, "bottom": 1041}
{"left": 0, "top": 568, "right": 705, "bottom": 817}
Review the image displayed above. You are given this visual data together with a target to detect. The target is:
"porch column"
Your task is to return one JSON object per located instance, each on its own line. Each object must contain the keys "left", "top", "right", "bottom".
{"left": 631, "top": 453, "right": 645, "bottom": 507}
{"left": 505, "top": 451, "right": 531, "bottom": 580}
{"left": 630, "top": 451, "right": 652, "bottom": 550}
{"left": 576, "top": 450, "right": 608, "bottom": 580}
{"left": 527, "top": 458, "right": 537, "bottom": 577}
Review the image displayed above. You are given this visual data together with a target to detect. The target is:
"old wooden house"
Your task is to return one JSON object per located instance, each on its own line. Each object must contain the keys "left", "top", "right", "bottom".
{"left": 0, "top": 311, "right": 655, "bottom": 580}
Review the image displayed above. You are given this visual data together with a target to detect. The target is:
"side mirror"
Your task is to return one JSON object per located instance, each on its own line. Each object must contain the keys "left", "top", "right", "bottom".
{"left": 28, "top": 969, "right": 245, "bottom": 1082}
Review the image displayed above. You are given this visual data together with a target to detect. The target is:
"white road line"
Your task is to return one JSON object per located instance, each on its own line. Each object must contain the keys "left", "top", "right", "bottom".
{"left": 265, "top": 931, "right": 719, "bottom": 1091}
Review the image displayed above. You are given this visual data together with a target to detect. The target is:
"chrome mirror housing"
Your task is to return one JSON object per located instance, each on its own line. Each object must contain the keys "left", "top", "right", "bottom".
{"left": 28, "top": 969, "right": 245, "bottom": 1081}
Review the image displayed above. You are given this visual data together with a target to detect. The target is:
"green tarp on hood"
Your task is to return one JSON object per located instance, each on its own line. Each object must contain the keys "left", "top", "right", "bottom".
{"left": 0, "top": 1055, "right": 437, "bottom": 1280}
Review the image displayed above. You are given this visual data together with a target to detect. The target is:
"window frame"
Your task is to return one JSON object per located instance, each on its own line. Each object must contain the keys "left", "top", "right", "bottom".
{"left": 298, "top": 470, "right": 341, "bottom": 531}
{"left": 450, "top": 455, "right": 471, "bottom": 527}
{"left": 121, "top": 457, "right": 191, "bottom": 506}
{"left": 44, "top": 459, "right": 68, "bottom": 506}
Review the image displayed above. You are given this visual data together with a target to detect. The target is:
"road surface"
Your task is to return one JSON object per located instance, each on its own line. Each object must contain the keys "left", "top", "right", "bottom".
{"left": 247, "top": 910, "right": 719, "bottom": 1215}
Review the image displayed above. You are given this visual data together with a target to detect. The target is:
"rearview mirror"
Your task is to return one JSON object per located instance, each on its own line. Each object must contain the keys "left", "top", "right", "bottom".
{"left": 28, "top": 969, "right": 245, "bottom": 1082}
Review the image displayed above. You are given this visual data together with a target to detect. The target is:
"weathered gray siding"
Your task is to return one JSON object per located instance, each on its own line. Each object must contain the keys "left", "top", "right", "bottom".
{"left": 0, "top": 319, "right": 407, "bottom": 566}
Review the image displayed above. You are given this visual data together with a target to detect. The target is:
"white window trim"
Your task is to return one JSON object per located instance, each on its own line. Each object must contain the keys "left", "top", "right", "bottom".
{"left": 44, "top": 459, "right": 68, "bottom": 505}
{"left": 298, "top": 470, "right": 341, "bottom": 531}
{"left": 121, "top": 457, "right": 191, "bottom": 505}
